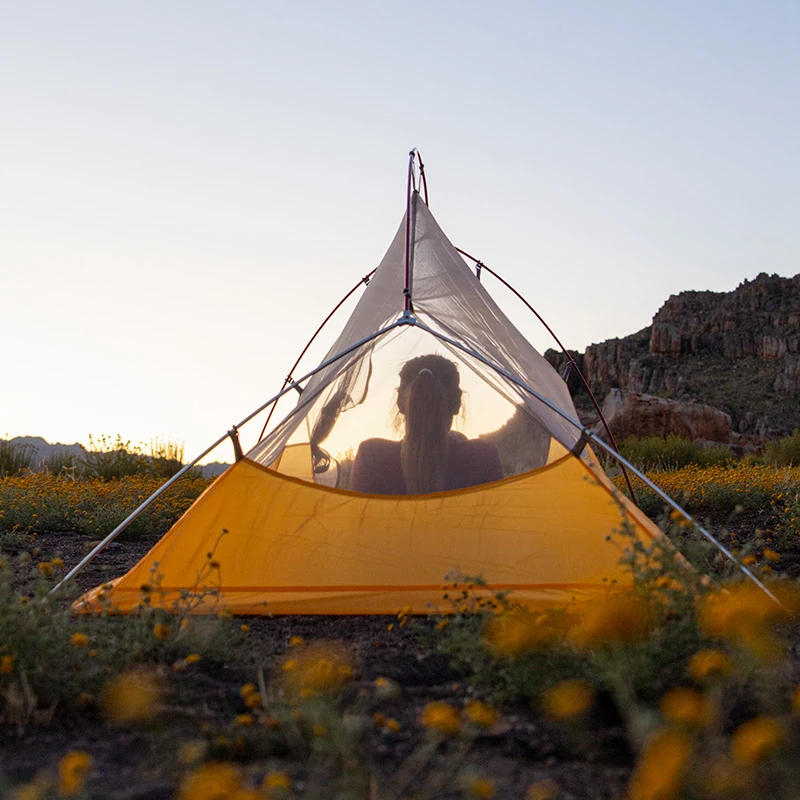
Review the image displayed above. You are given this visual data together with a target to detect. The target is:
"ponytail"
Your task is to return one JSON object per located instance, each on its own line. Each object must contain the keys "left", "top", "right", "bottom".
{"left": 398, "top": 357, "right": 462, "bottom": 494}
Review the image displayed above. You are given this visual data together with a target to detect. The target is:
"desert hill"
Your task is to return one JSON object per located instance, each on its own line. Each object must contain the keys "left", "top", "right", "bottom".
{"left": 546, "top": 272, "right": 800, "bottom": 438}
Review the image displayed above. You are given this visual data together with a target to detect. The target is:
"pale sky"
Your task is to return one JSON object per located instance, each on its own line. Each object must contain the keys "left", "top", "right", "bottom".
{"left": 2, "top": 1, "right": 799, "bottom": 462}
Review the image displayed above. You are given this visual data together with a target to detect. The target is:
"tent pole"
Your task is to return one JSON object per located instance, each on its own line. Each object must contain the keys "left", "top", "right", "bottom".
{"left": 454, "top": 246, "right": 637, "bottom": 505}
{"left": 50, "top": 319, "right": 409, "bottom": 596}
{"left": 403, "top": 149, "right": 417, "bottom": 314}
{"left": 416, "top": 322, "right": 780, "bottom": 604}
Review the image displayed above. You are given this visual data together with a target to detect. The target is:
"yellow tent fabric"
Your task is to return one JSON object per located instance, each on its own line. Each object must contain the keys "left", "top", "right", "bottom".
{"left": 78, "top": 450, "right": 664, "bottom": 616}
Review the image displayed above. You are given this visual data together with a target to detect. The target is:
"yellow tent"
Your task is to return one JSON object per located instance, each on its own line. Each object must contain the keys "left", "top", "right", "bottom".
{"left": 71, "top": 153, "right": 696, "bottom": 616}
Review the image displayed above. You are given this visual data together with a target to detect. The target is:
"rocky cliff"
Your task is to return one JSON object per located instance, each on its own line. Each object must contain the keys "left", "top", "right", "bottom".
{"left": 545, "top": 273, "right": 800, "bottom": 438}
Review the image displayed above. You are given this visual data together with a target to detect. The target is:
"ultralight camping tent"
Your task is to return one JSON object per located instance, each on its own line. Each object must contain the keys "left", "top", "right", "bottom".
{"left": 63, "top": 151, "right": 769, "bottom": 615}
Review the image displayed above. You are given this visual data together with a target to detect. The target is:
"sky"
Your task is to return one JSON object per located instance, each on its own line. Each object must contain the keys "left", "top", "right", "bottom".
{"left": 2, "top": 1, "right": 799, "bottom": 462}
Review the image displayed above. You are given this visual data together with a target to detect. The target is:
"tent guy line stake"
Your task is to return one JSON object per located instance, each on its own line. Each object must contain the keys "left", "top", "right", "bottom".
{"left": 415, "top": 321, "right": 780, "bottom": 605}
{"left": 49, "top": 318, "right": 410, "bottom": 596}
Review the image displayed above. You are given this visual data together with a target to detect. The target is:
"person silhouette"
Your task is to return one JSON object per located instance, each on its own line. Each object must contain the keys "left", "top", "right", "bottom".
{"left": 350, "top": 354, "right": 503, "bottom": 494}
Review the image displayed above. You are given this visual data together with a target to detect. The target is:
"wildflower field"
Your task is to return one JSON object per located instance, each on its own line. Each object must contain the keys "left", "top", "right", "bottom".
{"left": 2, "top": 464, "right": 800, "bottom": 799}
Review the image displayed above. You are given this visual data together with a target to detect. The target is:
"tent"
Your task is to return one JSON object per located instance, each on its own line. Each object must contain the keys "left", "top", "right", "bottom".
{"left": 66, "top": 151, "right": 766, "bottom": 616}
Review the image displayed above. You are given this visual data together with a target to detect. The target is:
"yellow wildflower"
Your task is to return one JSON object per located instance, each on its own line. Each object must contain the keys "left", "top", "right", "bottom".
{"left": 543, "top": 680, "right": 593, "bottom": 720}
{"left": 289, "top": 635, "right": 304, "bottom": 646}
{"left": 153, "top": 623, "right": 171, "bottom": 641}
{"left": 574, "top": 594, "right": 649, "bottom": 648}
{"left": 627, "top": 729, "right": 692, "bottom": 800}
{"left": 731, "top": 716, "right": 784, "bottom": 765}
{"left": 386, "top": 718, "right": 401, "bottom": 732}
{"left": 483, "top": 608, "right": 551, "bottom": 656}
{"left": 235, "top": 713, "right": 254, "bottom": 726}
{"left": 464, "top": 776, "right": 496, "bottom": 798}
{"left": 660, "top": 687, "right": 711, "bottom": 727}
{"left": 71, "top": 632, "right": 89, "bottom": 648}
{"left": 698, "top": 583, "right": 796, "bottom": 660}
{"left": 464, "top": 700, "right": 499, "bottom": 729}
{"left": 421, "top": 701, "right": 462, "bottom": 736}
{"left": 240, "top": 624, "right": 251, "bottom": 633}
{"left": 101, "top": 670, "right": 161, "bottom": 723}
{"left": 37, "top": 561, "right": 53, "bottom": 577}
{"left": 763, "top": 548, "right": 780, "bottom": 562}
{"left": 244, "top": 692, "right": 262, "bottom": 709}
{"left": 239, "top": 683, "right": 257, "bottom": 698}
{"left": 526, "top": 780, "right": 559, "bottom": 800}
{"left": 280, "top": 643, "right": 354, "bottom": 697}
{"left": 262, "top": 771, "right": 292, "bottom": 797}
{"left": 176, "top": 761, "right": 242, "bottom": 800}
{"left": 58, "top": 751, "right": 92, "bottom": 798}
{"left": 185, "top": 653, "right": 202, "bottom": 664}
{"left": 1, "top": 654, "right": 14, "bottom": 674}
{"left": 687, "top": 649, "right": 733, "bottom": 681}
{"left": 742, "top": 555, "right": 757, "bottom": 566}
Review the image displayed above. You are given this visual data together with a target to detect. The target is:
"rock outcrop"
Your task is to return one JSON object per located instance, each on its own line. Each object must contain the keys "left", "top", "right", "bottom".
{"left": 597, "top": 389, "right": 732, "bottom": 443}
{"left": 545, "top": 273, "right": 800, "bottom": 438}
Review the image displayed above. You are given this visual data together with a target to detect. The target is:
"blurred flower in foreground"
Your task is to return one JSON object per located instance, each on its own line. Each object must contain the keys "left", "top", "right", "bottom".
{"left": 58, "top": 751, "right": 92, "bottom": 798}
{"left": 263, "top": 770, "right": 292, "bottom": 798}
{"left": 176, "top": 761, "right": 242, "bottom": 800}
{"left": 574, "top": 594, "right": 649, "bottom": 648}
{"left": 687, "top": 649, "right": 733, "bottom": 682}
{"left": 627, "top": 729, "right": 692, "bottom": 800}
{"left": 731, "top": 716, "right": 784, "bottom": 765}
{"left": 527, "top": 780, "right": 559, "bottom": 800}
{"left": 279, "top": 642, "right": 354, "bottom": 697}
{"left": 421, "top": 701, "right": 461, "bottom": 736}
{"left": 101, "top": 670, "right": 161, "bottom": 723}
{"left": 483, "top": 608, "right": 551, "bottom": 656}
{"left": 660, "top": 687, "right": 711, "bottom": 728}
{"left": 542, "top": 680, "right": 593, "bottom": 720}
{"left": 464, "top": 700, "right": 498, "bottom": 729}
{"left": 698, "top": 583, "right": 797, "bottom": 660}
{"left": 464, "top": 775, "right": 496, "bottom": 799}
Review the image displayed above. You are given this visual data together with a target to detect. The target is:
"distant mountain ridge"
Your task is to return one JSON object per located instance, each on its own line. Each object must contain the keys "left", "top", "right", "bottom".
{"left": 5, "top": 436, "right": 230, "bottom": 478}
{"left": 545, "top": 272, "right": 800, "bottom": 438}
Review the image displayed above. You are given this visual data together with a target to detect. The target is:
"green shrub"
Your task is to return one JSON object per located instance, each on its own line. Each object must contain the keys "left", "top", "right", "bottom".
{"left": 0, "top": 439, "right": 35, "bottom": 477}
{"left": 618, "top": 435, "right": 734, "bottom": 472}
{"left": 764, "top": 430, "right": 800, "bottom": 467}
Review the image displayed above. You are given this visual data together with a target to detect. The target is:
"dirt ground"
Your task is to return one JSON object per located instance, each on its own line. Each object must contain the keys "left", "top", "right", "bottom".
{"left": 0, "top": 530, "right": 644, "bottom": 799}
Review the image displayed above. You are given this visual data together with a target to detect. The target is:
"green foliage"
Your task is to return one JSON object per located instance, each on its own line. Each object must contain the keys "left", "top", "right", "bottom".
{"left": 618, "top": 434, "right": 734, "bottom": 472}
{"left": 80, "top": 434, "right": 147, "bottom": 480}
{"left": 0, "top": 550, "right": 234, "bottom": 727}
{"left": 79, "top": 434, "right": 190, "bottom": 481}
{"left": 0, "top": 439, "right": 35, "bottom": 477}
{"left": 0, "top": 473, "right": 210, "bottom": 541}
{"left": 764, "top": 430, "right": 800, "bottom": 467}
